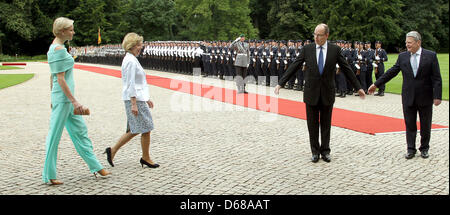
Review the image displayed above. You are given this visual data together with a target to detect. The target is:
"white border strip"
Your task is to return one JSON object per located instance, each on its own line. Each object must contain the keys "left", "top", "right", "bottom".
{"left": 375, "top": 127, "right": 449, "bottom": 135}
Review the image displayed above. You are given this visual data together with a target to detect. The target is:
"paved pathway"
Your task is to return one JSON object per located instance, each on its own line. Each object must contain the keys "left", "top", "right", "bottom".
{"left": 0, "top": 62, "right": 448, "bottom": 195}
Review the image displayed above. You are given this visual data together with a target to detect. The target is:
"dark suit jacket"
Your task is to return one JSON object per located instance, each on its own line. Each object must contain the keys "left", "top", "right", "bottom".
{"left": 374, "top": 48, "right": 442, "bottom": 106}
{"left": 279, "top": 42, "right": 362, "bottom": 106}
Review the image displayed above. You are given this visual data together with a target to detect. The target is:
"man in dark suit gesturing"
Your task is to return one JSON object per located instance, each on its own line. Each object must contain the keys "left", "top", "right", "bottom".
{"left": 368, "top": 31, "right": 442, "bottom": 159}
{"left": 275, "top": 24, "right": 366, "bottom": 163}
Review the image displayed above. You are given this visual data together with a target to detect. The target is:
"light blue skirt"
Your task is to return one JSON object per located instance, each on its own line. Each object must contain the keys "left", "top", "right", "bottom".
{"left": 124, "top": 100, "right": 154, "bottom": 134}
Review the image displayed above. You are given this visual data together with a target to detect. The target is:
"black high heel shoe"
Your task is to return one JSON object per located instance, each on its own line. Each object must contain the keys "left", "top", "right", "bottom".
{"left": 104, "top": 147, "right": 114, "bottom": 167}
{"left": 140, "top": 158, "right": 159, "bottom": 168}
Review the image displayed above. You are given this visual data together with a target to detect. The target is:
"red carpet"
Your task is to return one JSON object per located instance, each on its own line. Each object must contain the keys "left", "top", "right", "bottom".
{"left": 73, "top": 64, "right": 448, "bottom": 135}
{"left": 2, "top": 63, "right": 27, "bottom": 66}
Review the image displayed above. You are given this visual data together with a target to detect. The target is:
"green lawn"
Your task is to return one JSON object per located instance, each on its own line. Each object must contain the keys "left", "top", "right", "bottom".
{"left": 0, "top": 65, "right": 24, "bottom": 70}
{"left": 381, "top": 53, "right": 449, "bottom": 100}
{"left": 0, "top": 54, "right": 47, "bottom": 62}
{"left": 0, "top": 74, "right": 34, "bottom": 89}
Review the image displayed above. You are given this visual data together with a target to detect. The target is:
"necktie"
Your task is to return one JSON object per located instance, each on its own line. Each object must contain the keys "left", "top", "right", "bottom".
{"left": 412, "top": 53, "right": 418, "bottom": 77}
{"left": 318, "top": 46, "right": 324, "bottom": 75}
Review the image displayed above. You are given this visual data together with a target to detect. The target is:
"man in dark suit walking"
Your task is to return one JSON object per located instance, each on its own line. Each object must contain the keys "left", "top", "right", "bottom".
{"left": 275, "top": 24, "right": 366, "bottom": 163}
{"left": 368, "top": 31, "right": 442, "bottom": 159}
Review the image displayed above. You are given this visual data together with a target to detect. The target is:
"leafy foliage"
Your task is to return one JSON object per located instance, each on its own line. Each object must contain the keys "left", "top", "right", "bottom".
{"left": 0, "top": 0, "right": 448, "bottom": 55}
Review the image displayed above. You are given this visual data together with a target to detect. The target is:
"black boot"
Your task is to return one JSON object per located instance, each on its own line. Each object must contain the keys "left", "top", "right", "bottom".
{"left": 375, "top": 91, "right": 384, "bottom": 96}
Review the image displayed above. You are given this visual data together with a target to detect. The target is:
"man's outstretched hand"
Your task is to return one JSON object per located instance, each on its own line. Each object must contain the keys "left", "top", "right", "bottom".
{"left": 274, "top": 85, "right": 281, "bottom": 95}
{"left": 368, "top": 84, "right": 377, "bottom": 95}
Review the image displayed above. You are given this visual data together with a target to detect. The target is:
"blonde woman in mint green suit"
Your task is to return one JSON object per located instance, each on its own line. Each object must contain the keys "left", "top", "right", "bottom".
{"left": 43, "top": 17, "right": 110, "bottom": 185}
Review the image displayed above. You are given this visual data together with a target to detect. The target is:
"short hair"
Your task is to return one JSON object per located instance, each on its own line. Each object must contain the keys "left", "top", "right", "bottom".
{"left": 406, "top": 31, "right": 421, "bottom": 42}
{"left": 52, "top": 17, "right": 74, "bottom": 37}
{"left": 122, "top": 33, "right": 144, "bottom": 52}
{"left": 317, "top": 23, "right": 329, "bottom": 35}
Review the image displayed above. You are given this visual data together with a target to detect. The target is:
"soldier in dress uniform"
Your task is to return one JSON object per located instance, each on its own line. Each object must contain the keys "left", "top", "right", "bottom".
{"left": 202, "top": 41, "right": 212, "bottom": 77}
{"left": 214, "top": 41, "right": 222, "bottom": 78}
{"left": 278, "top": 40, "right": 288, "bottom": 86}
{"left": 254, "top": 40, "right": 264, "bottom": 83}
{"left": 344, "top": 41, "right": 354, "bottom": 95}
{"left": 353, "top": 41, "right": 367, "bottom": 94}
{"left": 373, "top": 40, "right": 388, "bottom": 96}
{"left": 365, "top": 41, "right": 375, "bottom": 90}
{"left": 286, "top": 40, "right": 297, "bottom": 89}
{"left": 262, "top": 40, "right": 271, "bottom": 86}
{"left": 230, "top": 34, "right": 250, "bottom": 93}
{"left": 297, "top": 39, "right": 310, "bottom": 90}
{"left": 248, "top": 40, "right": 257, "bottom": 82}
{"left": 335, "top": 40, "right": 348, "bottom": 97}
{"left": 269, "top": 40, "right": 279, "bottom": 86}
{"left": 219, "top": 41, "right": 228, "bottom": 79}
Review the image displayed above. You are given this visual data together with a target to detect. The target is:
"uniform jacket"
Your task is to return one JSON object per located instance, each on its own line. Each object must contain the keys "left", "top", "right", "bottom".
{"left": 230, "top": 40, "right": 250, "bottom": 67}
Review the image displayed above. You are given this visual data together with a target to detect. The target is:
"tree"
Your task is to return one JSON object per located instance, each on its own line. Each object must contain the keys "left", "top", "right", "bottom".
{"left": 249, "top": 0, "right": 271, "bottom": 39}
{"left": 266, "top": 0, "right": 314, "bottom": 40}
{"left": 400, "top": 0, "right": 448, "bottom": 52}
{"left": 175, "top": 0, "right": 258, "bottom": 41}
{"left": 125, "top": 0, "right": 177, "bottom": 41}
{"left": 0, "top": 0, "right": 53, "bottom": 55}
{"left": 67, "top": 0, "right": 107, "bottom": 46}
{"left": 309, "top": 0, "right": 403, "bottom": 48}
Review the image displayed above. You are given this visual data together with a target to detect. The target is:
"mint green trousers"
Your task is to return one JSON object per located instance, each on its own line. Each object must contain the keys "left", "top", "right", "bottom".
{"left": 42, "top": 102, "right": 103, "bottom": 183}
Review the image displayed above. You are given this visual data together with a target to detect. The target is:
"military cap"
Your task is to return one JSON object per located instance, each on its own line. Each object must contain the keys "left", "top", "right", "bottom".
{"left": 239, "top": 34, "right": 245, "bottom": 37}
{"left": 365, "top": 41, "right": 371, "bottom": 44}
{"left": 375, "top": 40, "right": 382, "bottom": 44}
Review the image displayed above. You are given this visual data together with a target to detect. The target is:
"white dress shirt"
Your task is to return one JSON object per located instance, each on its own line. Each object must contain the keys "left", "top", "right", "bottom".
{"left": 121, "top": 52, "right": 149, "bottom": 101}
{"left": 410, "top": 47, "right": 422, "bottom": 71}
{"left": 316, "top": 41, "right": 328, "bottom": 66}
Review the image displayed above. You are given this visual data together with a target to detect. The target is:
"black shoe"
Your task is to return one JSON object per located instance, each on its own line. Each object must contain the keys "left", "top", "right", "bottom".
{"left": 405, "top": 152, "right": 415, "bottom": 159}
{"left": 420, "top": 151, "right": 429, "bottom": 159}
{"left": 288, "top": 85, "right": 293, "bottom": 89}
{"left": 140, "top": 158, "right": 160, "bottom": 168}
{"left": 104, "top": 147, "right": 114, "bottom": 167}
{"left": 311, "top": 154, "right": 320, "bottom": 163}
{"left": 339, "top": 92, "right": 346, "bottom": 98}
{"left": 322, "top": 154, "right": 331, "bottom": 162}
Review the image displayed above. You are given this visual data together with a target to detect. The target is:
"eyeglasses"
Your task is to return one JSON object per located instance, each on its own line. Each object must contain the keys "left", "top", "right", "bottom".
{"left": 313, "top": 33, "right": 326, "bottom": 37}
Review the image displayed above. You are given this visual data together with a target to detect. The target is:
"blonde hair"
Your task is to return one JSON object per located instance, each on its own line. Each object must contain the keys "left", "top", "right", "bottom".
{"left": 122, "top": 33, "right": 144, "bottom": 52}
{"left": 52, "top": 17, "right": 74, "bottom": 37}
